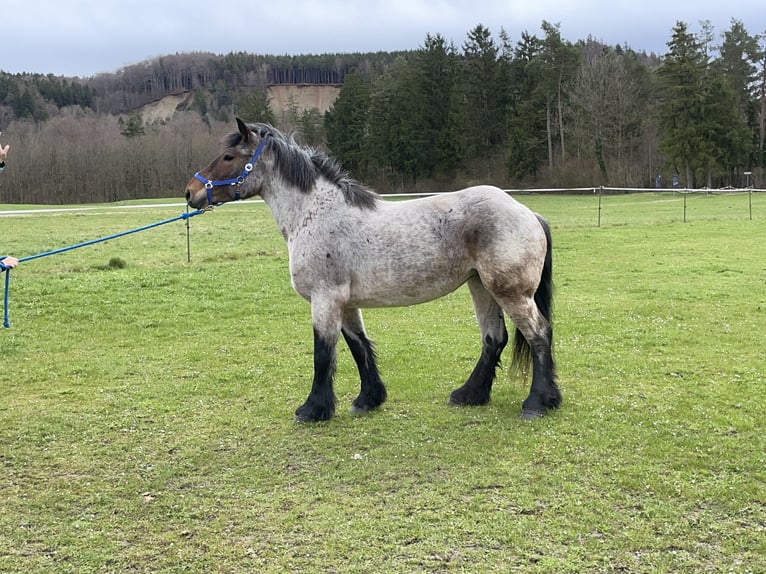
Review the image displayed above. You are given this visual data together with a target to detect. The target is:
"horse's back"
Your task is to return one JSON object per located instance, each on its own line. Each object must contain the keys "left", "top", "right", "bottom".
{"left": 409, "top": 185, "right": 537, "bottom": 226}
{"left": 456, "top": 185, "right": 536, "bottom": 221}
{"left": 375, "top": 185, "right": 545, "bottom": 267}
{"left": 431, "top": 185, "right": 545, "bottom": 252}
{"left": 381, "top": 184, "right": 545, "bottom": 280}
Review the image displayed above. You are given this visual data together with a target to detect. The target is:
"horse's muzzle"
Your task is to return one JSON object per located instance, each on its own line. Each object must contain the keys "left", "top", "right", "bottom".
{"left": 185, "top": 187, "right": 204, "bottom": 209}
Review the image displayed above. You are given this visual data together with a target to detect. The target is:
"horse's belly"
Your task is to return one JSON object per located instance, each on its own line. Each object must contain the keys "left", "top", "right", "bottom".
{"left": 348, "top": 271, "right": 471, "bottom": 308}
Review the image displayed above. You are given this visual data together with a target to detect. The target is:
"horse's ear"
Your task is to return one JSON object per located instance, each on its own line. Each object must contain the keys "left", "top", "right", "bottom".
{"left": 236, "top": 117, "right": 252, "bottom": 144}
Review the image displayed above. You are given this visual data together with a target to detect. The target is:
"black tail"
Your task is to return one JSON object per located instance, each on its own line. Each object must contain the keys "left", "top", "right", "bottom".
{"left": 512, "top": 214, "right": 553, "bottom": 377}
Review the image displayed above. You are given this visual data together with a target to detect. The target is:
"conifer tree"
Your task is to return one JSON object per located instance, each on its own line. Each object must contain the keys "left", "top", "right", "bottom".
{"left": 325, "top": 70, "right": 371, "bottom": 178}
{"left": 507, "top": 31, "right": 548, "bottom": 180}
{"left": 657, "top": 22, "right": 708, "bottom": 187}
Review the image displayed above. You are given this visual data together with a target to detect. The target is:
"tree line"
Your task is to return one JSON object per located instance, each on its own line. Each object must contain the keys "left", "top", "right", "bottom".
{"left": 326, "top": 20, "right": 765, "bottom": 191}
{"left": 0, "top": 51, "right": 404, "bottom": 120}
{"left": 0, "top": 19, "right": 764, "bottom": 205}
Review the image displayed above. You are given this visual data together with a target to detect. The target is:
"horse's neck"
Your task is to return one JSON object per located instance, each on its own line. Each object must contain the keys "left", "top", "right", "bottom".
{"left": 260, "top": 179, "right": 338, "bottom": 241}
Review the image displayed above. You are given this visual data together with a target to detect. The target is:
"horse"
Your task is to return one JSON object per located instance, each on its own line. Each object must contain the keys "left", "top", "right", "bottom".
{"left": 185, "top": 118, "right": 561, "bottom": 422}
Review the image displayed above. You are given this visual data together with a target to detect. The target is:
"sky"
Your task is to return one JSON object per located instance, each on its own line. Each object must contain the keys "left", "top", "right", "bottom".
{"left": 3, "top": 0, "right": 763, "bottom": 78}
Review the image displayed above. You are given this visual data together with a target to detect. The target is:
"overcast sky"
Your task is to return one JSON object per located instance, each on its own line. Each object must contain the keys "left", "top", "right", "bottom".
{"left": 3, "top": 0, "right": 763, "bottom": 78}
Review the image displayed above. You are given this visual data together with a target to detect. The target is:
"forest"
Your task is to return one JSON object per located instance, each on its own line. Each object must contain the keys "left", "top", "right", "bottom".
{"left": 0, "top": 18, "right": 764, "bottom": 204}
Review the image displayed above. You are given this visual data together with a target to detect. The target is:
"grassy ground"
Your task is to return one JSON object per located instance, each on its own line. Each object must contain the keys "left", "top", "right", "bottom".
{"left": 1, "top": 193, "right": 764, "bottom": 573}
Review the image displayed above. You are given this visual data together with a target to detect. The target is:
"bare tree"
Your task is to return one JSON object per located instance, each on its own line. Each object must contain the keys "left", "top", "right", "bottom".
{"left": 568, "top": 45, "right": 649, "bottom": 185}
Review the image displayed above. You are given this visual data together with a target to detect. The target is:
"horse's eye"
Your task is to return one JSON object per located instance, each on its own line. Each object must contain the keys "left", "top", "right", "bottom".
{"left": 223, "top": 154, "right": 235, "bottom": 162}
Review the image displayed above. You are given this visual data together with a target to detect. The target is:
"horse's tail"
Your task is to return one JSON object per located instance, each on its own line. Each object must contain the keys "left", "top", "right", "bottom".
{"left": 512, "top": 214, "right": 553, "bottom": 378}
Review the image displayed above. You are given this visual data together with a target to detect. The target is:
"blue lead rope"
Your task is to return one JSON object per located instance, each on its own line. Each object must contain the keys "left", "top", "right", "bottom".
{"left": 2, "top": 209, "right": 205, "bottom": 328}
{"left": 2, "top": 265, "right": 10, "bottom": 328}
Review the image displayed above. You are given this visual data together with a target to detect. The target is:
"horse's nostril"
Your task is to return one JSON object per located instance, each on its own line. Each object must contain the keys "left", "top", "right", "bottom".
{"left": 185, "top": 190, "right": 191, "bottom": 202}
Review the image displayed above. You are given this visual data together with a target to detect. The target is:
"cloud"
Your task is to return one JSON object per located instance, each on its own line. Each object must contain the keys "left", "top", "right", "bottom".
{"left": 3, "top": 0, "right": 763, "bottom": 77}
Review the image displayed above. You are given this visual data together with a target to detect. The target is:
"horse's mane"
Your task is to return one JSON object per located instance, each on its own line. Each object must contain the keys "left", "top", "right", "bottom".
{"left": 228, "top": 123, "right": 378, "bottom": 211}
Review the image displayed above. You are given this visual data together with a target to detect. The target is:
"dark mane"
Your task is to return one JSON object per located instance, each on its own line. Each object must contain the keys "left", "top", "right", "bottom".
{"left": 238, "top": 123, "right": 379, "bottom": 211}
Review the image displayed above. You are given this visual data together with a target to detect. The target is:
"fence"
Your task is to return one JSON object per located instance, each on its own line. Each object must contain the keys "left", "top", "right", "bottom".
{"left": 506, "top": 187, "right": 766, "bottom": 227}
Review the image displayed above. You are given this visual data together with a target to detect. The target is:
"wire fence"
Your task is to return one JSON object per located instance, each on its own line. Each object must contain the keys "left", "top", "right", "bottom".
{"left": 507, "top": 187, "right": 766, "bottom": 228}
{"left": 596, "top": 187, "right": 763, "bottom": 226}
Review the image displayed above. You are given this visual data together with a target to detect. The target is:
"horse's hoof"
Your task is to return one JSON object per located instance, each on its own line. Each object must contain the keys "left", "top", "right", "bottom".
{"left": 294, "top": 401, "right": 334, "bottom": 422}
{"left": 520, "top": 409, "right": 546, "bottom": 420}
{"left": 350, "top": 405, "right": 370, "bottom": 416}
{"left": 448, "top": 391, "right": 490, "bottom": 406}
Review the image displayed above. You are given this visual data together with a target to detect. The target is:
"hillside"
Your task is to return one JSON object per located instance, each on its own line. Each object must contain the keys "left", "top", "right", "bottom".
{"left": 0, "top": 51, "right": 402, "bottom": 123}
{"left": 267, "top": 85, "right": 340, "bottom": 115}
{"left": 137, "top": 94, "right": 191, "bottom": 124}
{"left": 134, "top": 85, "right": 340, "bottom": 124}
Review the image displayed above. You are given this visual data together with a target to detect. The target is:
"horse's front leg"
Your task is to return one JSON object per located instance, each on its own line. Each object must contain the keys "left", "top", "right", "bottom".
{"left": 342, "top": 308, "right": 387, "bottom": 414}
{"left": 294, "top": 296, "right": 343, "bottom": 423}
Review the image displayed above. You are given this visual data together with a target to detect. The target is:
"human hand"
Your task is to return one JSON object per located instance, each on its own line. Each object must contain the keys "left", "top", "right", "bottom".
{"left": 1, "top": 256, "right": 18, "bottom": 270}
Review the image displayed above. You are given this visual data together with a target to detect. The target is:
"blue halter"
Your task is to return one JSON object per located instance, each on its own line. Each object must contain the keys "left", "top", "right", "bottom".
{"left": 193, "top": 136, "right": 269, "bottom": 205}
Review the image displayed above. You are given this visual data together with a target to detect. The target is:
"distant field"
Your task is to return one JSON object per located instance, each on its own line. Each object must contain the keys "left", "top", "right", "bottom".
{"left": 1, "top": 194, "right": 764, "bottom": 573}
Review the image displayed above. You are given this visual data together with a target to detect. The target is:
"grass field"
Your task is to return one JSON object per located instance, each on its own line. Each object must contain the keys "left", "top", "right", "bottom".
{"left": 1, "top": 192, "right": 765, "bottom": 573}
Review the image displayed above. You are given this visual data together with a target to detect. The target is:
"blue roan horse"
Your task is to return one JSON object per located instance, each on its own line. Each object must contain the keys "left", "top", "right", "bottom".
{"left": 186, "top": 119, "right": 561, "bottom": 422}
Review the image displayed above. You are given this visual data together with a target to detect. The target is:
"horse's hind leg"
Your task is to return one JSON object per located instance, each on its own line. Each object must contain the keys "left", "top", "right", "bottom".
{"left": 342, "top": 308, "right": 387, "bottom": 414}
{"left": 449, "top": 276, "right": 508, "bottom": 406}
{"left": 503, "top": 295, "right": 560, "bottom": 418}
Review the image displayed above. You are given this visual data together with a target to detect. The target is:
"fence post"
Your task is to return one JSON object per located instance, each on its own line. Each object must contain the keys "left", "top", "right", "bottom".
{"left": 597, "top": 186, "right": 602, "bottom": 227}
{"left": 185, "top": 206, "right": 196, "bottom": 263}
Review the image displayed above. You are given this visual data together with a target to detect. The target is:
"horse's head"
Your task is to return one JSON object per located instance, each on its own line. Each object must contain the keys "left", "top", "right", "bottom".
{"left": 185, "top": 117, "right": 269, "bottom": 209}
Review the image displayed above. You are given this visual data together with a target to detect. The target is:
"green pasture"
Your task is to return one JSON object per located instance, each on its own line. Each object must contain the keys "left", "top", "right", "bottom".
{"left": 1, "top": 192, "right": 764, "bottom": 573}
